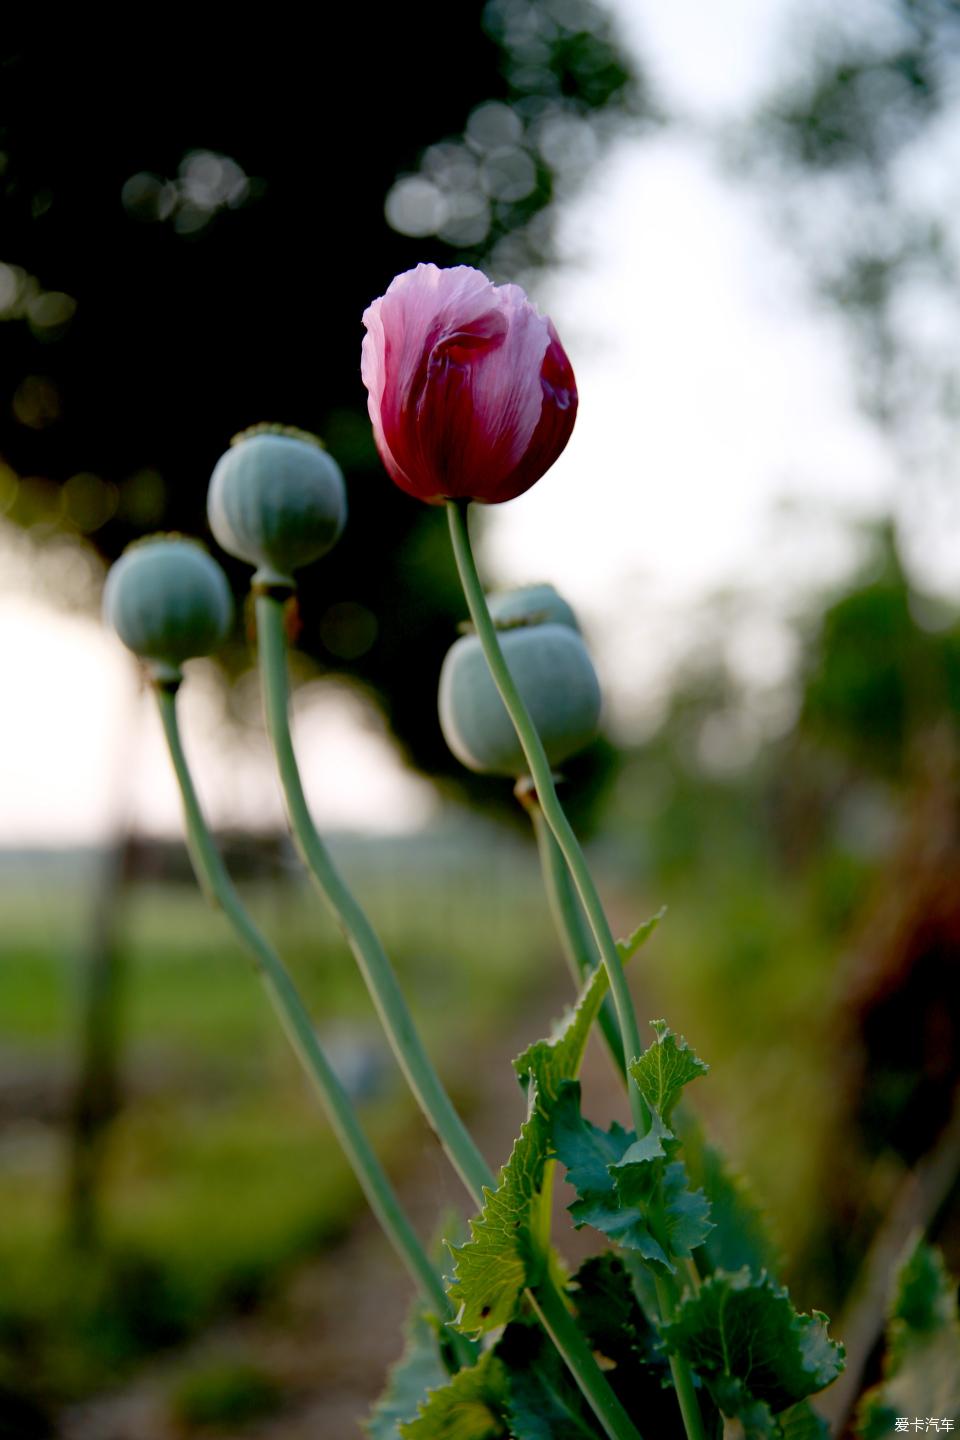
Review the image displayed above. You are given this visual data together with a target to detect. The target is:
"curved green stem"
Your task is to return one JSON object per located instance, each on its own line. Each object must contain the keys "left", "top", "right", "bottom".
{"left": 254, "top": 591, "right": 643, "bottom": 1440}
{"left": 655, "top": 1275, "right": 706, "bottom": 1440}
{"left": 255, "top": 589, "right": 492, "bottom": 1204}
{"left": 530, "top": 1281, "right": 643, "bottom": 1440}
{"left": 447, "top": 500, "right": 706, "bottom": 1440}
{"left": 154, "top": 680, "right": 456, "bottom": 1336}
{"left": 447, "top": 500, "right": 645, "bottom": 1130}
{"left": 525, "top": 793, "right": 626, "bottom": 1081}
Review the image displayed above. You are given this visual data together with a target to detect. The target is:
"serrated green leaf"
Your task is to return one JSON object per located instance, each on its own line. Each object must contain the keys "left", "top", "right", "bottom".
{"left": 553, "top": 1082, "right": 712, "bottom": 1275}
{"left": 446, "top": 1116, "right": 544, "bottom": 1335}
{"left": 629, "top": 1019, "right": 708, "bottom": 1125}
{"left": 661, "top": 1162, "right": 715, "bottom": 1258}
{"left": 399, "top": 1350, "right": 509, "bottom": 1439}
{"left": 449, "top": 953, "right": 628, "bottom": 1338}
{"left": 496, "top": 1323, "right": 601, "bottom": 1439}
{"left": 662, "top": 1268, "right": 844, "bottom": 1417}
{"left": 514, "top": 913, "right": 660, "bottom": 1102}
{"left": 615, "top": 907, "right": 666, "bottom": 963}
{"left": 368, "top": 1306, "right": 450, "bottom": 1440}
{"left": 553, "top": 1080, "right": 634, "bottom": 1197}
{"left": 513, "top": 961, "right": 615, "bottom": 1103}
{"left": 855, "top": 1239, "right": 960, "bottom": 1437}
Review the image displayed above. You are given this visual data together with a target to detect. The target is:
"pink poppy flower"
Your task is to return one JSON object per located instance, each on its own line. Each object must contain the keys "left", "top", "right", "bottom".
{"left": 361, "top": 263, "right": 577, "bottom": 505}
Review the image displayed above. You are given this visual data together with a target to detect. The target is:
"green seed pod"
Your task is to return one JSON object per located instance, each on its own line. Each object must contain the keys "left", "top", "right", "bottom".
{"left": 207, "top": 424, "right": 347, "bottom": 587}
{"left": 103, "top": 536, "right": 233, "bottom": 682}
{"left": 486, "top": 582, "right": 581, "bottom": 633}
{"left": 439, "top": 623, "right": 602, "bottom": 777}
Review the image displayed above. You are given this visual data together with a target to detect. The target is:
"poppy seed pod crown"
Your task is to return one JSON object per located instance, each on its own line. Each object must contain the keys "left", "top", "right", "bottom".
{"left": 486, "top": 582, "right": 581, "bottom": 634}
{"left": 207, "top": 424, "right": 347, "bottom": 587}
{"left": 103, "top": 536, "right": 233, "bottom": 681}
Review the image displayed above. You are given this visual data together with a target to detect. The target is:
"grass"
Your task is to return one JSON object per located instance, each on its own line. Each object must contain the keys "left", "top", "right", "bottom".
{"left": 171, "top": 1359, "right": 282, "bottom": 1431}
{"left": 0, "top": 823, "right": 870, "bottom": 1412}
{"left": 0, "top": 848, "right": 554, "bottom": 1405}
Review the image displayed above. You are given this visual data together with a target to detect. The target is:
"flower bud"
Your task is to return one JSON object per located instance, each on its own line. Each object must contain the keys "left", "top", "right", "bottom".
{"left": 486, "top": 582, "right": 581, "bottom": 634}
{"left": 439, "top": 622, "right": 601, "bottom": 777}
{"left": 361, "top": 264, "right": 576, "bottom": 506}
{"left": 207, "top": 424, "right": 347, "bottom": 587}
{"left": 103, "top": 536, "right": 233, "bottom": 681}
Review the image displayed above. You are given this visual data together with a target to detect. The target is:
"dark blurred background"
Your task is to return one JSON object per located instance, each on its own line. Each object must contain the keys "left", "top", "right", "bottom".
{"left": 0, "top": 0, "right": 642, "bottom": 800}
{"left": 3, "top": 2, "right": 960, "bottom": 1436}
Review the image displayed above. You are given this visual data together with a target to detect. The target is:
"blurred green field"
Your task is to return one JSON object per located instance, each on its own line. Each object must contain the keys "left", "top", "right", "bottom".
{"left": 0, "top": 708, "right": 952, "bottom": 1433}
{"left": 0, "top": 847, "right": 556, "bottom": 1407}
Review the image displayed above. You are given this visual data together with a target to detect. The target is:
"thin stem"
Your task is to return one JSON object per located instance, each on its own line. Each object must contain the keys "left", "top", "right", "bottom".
{"left": 655, "top": 1275, "right": 707, "bottom": 1440}
{"left": 525, "top": 794, "right": 626, "bottom": 1081}
{"left": 254, "top": 591, "right": 642, "bottom": 1440}
{"left": 255, "top": 590, "right": 493, "bottom": 1204}
{"left": 154, "top": 681, "right": 456, "bottom": 1335}
{"left": 447, "top": 500, "right": 707, "bottom": 1440}
{"left": 530, "top": 1281, "right": 644, "bottom": 1440}
{"left": 446, "top": 501, "right": 645, "bottom": 1131}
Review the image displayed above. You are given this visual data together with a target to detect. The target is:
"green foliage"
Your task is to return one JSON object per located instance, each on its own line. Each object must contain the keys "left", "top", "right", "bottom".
{"left": 171, "top": 1359, "right": 281, "bottom": 1431}
{"left": 399, "top": 1351, "right": 509, "bottom": 1440}
{"left": 856, "top": 1239, "right": 960, "bottom": 1438}
{"left": 799, "top": 528, "right": 933, "bottom": 776}
{"left": 550, "top": 1020, "right": 712, "bottom": 1278}
{"left": 551, "top": 1082, "right": 712, "bottom": 1274}
{"left": 449, "top": 928, "right": 659, "bottom": 1336}
{"left": 445, "top": 1112, "right": 546, "bottom": 1335}
{"left": 497, "top": 1323, "right": 601, "bottom": 1439}
{"left": 571, "top": 1255, "right": 681, "bottom": 1428}
{"left": 628, "top": 1018, "right": 709, "bottom": 1125}
{"left": 512, "top": 941, "right": 640, "bottom": 1103}
{"left": 661, "top": 1268, "right": 844, "bottom": 1431}
{"left": 615, "top": 909, "right": 665, "bottom": 965}
{"left": 367, "top": 1307, "right": 451, "bottom": 1440}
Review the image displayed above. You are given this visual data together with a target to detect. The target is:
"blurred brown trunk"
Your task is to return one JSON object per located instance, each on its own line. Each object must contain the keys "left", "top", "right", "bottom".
{"left": 63, "top": 831, "right": 135, "bottom": 1251}
{"left": 63, "top": 683, "right": 140, "bottom": 1252}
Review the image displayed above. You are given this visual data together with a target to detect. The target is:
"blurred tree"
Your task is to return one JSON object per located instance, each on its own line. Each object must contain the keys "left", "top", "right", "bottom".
{"left": 742, "top": 0, "right": 960, "bottom": 487}
{"left": 0, "top": 2, "right": 647, "bottom": 815}
{"left": 798, "top": 520, "right": 959, "bottom": 778}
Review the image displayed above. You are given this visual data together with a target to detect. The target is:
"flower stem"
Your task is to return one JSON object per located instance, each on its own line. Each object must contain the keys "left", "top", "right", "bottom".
{"left": 254, "top": 589, "right": 643, "bottom": 1440}
{"left": 447, "top": 500, "right": 707, "bottom": 1440}
{"left": 255, "top": 589, "right": 493, "bottom": 1204}
{"left": 446, "top": 501, "right": 645, "bottom": 1130}
{"left": 521, "top": 788, "right": 626, "bottom": 1081}
{"left": 154, "top": 679, "right": 457, "bottom": 1336}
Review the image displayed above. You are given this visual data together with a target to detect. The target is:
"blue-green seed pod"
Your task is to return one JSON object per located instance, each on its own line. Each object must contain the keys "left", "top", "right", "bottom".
{"left": 103, "top": 536, "right": 233, "bottom": 681}
{"left": 207, "top": 424, "right": 347, "bottom": 587}
{"left": 439, "top": 623, "right": 601, "bottom": 777}
{"left": 486, "top": 582, "right": 581, "bottom": 633}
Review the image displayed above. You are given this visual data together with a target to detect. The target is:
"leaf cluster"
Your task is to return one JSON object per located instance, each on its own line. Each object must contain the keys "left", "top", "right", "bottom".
{"left": 370, "top": 922, "right": 847, "bottom": 1438}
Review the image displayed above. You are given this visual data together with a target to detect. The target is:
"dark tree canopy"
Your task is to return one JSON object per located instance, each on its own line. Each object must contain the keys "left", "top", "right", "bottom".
{"left": 0, "top": 4, "right": 641, "bottom": 815}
